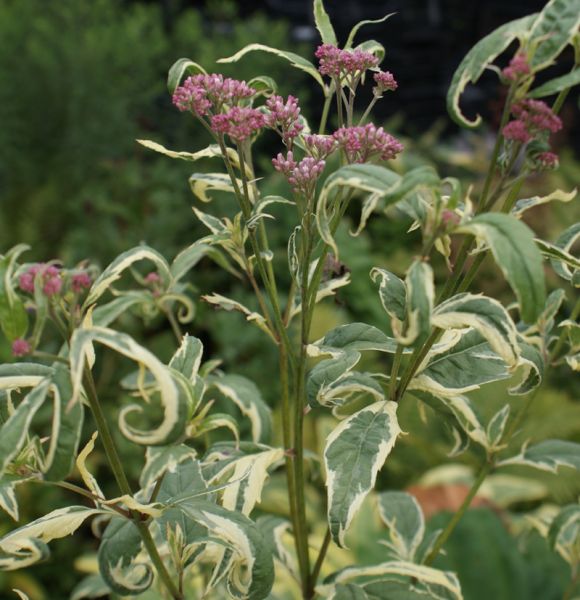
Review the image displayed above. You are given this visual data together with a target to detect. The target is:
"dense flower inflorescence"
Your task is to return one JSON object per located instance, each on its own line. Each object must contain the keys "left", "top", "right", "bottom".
{"left": 71, "top": 272, "right": 92, "bottom": 293}
{"left": 534, "top": 151, "right": 559, "bottom": 170}
{"left": 303, "top": 134, "right": 337, "bottom": 160}
{"left": 19, "top": 264, "right": 63, "bottom": 297}
{"left": 272, "top": 151, "right": 325, "bottom": 196}
{"left": 502, "top": 52, "right": 530, "bottom": 82}
{"left": 333, "top": 124, "right": 403, "bottom": 163}
{"left": 12, "top": 338, "right": 31, "bottom": 357}
{"left": 172, "top": 74, "right": 255, "bottom": 116}
{"left": 315, "top": 44, "right": 379, "bottom": 80}
{"left": 211, "top": 107, "right": 265, "bottom": 142}
{"left": 503, "top": 99, "right": 562, "bottom": 146}
{"left": 373, "top": 70, "right": 398, "bottom": 94}
{"left": 265, "top": 95, "right": 304, "bottom": 147}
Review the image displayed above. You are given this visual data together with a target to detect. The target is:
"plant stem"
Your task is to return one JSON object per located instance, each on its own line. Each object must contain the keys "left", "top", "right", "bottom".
{"left": 423, "top": 459, "right": 493, "bottom": 566}
{"left": 82, "top": 367, "right": 183, "bottom": 600}
{"left": 311, "top": 527, "right": 332, "bottom": 585}
{"left": 389, "top": 345, "right": 404, "bottom": 401}
{"left": 164, "top": 307, "right": 183, "bottom": 343}
{"left": 563, "top": 569, "right": 579, "bottom": 600}
{"left": 319, "top": 91, "right": 333, "bottom": 135}
{"left": 551, "top": 297, "right": 580, "bottom": 362}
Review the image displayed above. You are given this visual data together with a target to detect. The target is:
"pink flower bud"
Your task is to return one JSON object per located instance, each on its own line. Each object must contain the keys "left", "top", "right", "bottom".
{"left": 71, "top": 272, "right": 92, "bottom": 293}
{"left": 12, "top": 338, "right": 31, "bottom": 357}
{"left": 502, "top": 52, "right": 530, "bottom": 82}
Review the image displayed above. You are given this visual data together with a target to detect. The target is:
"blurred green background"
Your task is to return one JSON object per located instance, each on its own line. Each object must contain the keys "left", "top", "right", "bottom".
{"left": 0, "top": 0, "right": 578, "bottom": 598}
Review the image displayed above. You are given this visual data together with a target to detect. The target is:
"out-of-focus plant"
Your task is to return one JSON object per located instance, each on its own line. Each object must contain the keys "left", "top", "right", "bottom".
{"left": 0, "top": 1, "right": 579, "bottom": 599}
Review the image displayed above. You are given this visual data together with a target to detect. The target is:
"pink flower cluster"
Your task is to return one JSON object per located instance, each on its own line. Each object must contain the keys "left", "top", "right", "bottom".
{"left": 12, "top": 338, "right": 31, "bottom": 357}
{"left": 534, "top": 151, "right": 559, "bottom": 170}
{"left": 272, "top": 151, "right": 325, "bottom": 196}
{"left": 502, "top": 53, "right": 530, "bottom": 82}
{"left": 71, "top": 272, "right": 92, "bottom": 293}
{"left": 373, "top": 71, "right": 398, "bottom": 94}
{"left": 211, "top": 107, "right": 265, "bottom": 142}
{"left": 172, "top": 74, "right": 255, "bottom": 116}
{"left": 315, "top": 44, "right": 379, "bottom": 79}
{"left": 333, "top": 124, "right": 403, "bottom": 163}
{"left": 265, "top": 95, "right": 303, "bottom": 147}
{"left": 303, "top": 134, "right": 337, "bottom": 160}
{"left": 19, "top": 264, "right": 62, "bottom": 297}
{"left": 503, "top": 99, "right": 562, "bottom": 144}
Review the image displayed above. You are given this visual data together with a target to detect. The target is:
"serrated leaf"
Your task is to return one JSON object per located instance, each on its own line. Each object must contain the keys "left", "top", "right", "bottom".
{"left": 313, "top": 0, "right": 337, "bottom": 45}
{"left": 70, "top": 327, "right": 187, "bottom": 446}
{"left": 98, "top": 517, "right": 152, "bottom": 596}
{"left": 377, "top": 491, "right": 425, "bottom": 561}
{"left": 432, "top": 293, "right": 520, "bottom": 366}
{"left": 458, "top": 214, "right": 546, "bottom": 323}
{"left": 498, "top": 439, "right": 580, "bottom": 473}
{"left": 207, "top": 374, "right": 272, "bottom": 443}
{"left": 345, "top": 13, "right": 395, "bottom": 50}
{"left": 218, "top": 43, "right": 325, "bottom": 88}
{"left": 84, "top": 246, "right": 171, "bottom": 308}
{"left": 325, "top": 401, "right": 401, "bottom": 547}
{"left": 167, "top": 57, "right": 206, "bottom": 94}
{"left": 529, "top": 68, "right": 580, "bottom": 98}
{"left": 447, "top": 14, "right": 536, "bottom": 127}
{"left": 547, "top": 504, "right": 580, "bottom": 566}
{"left": 0, "top": 506, "right": 106, "bottom": 570}
{"left": 529, "top": 0, "right": 580, "bottom": 70}
{"left": 139, "top": 444, "right": 198, "bottom": 489}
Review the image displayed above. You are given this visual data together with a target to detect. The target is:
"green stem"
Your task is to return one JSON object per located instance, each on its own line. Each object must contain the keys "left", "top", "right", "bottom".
{"left": 319, "top": 91, "right": 333, "bottom": 135}
{"left": 311, "top": 527, "right": 332, "bottom": 585}
{"left": 551, "top": 297, "right": 580, "bottom": 362}
{"left": 164, "top": 307, "right": 183, "bottom": 343}
{"left": 563, "top": 569, "right": 579, "bottom": 600}
{"left": 32, "top": 351, "right": 68, "bottom": 365}
{"left": 389, "top": 345, "right": 404, "bottom": 401}
{"left": 83, "top": 367, "right": 182, "bottom": 600}
{"left": 423, "top": 460, "right": 493, "bottom": 566}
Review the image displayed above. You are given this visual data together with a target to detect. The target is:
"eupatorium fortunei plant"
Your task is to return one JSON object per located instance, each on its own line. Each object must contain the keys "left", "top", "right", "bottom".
{"left": 1, "top": 1, "right": 580, "bottom": 598}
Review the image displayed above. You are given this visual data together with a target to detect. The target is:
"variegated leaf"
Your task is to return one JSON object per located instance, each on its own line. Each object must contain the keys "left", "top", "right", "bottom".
{"left": 512, "top": 188, "right": 576, "bottom": 218}
{"left": 486, "top": 405, "right": 511, "bottom": 449}
{"left": 458, "top": 214, "right": 546, "bottom": 323}
{"left": 169, "top": 334, "right": 203, "bottom": 383}
{"left": 509, "top": 340, "right": 544, "bottom": 396}
{"left": 396, "top": 261, "right": 434, "bottom": 346}
{"left": 307, "top": 351, "right": 360, "bottom": 407}
{"left": 313, "top": 0, "right": 337, "bottom": 45}
{"left": 325, "top": 401, "right": 401, "bottom": 547}
{"left": 167, "top": 57, "right": 206, "bottom": 93}
{"left": 84, "top": 246, "right": 171, "bottom": 308}
{"left": 447, "top": 14, "right": 536, "bottom": 127}
{"left": 139, "top": 444, "right": 198, "bottom": 489}
{"left": 137, "top": 139, "right": 238, "bottom": 167}
{"left": 70, "top": 574, "right": 110, "bottom": 600}
{"left": 371, "top": 267, "right": 407, "bottom": 325}
{"left": 547, "top": 504, "right": 580, "bottom": 566}
{"left": 91, "top": 292, "right": 152, "bottom": 327}
{"left": 98, "top": 517, "right": 153, "bottom": 596}
{"left": 432, "top": 293, "right": 520, "bottom": 366}
{"left": 498, "top": 440, "right": 580, "bottom": 473}
{"left": 0, "top": 363, "right": 53, "bottom": 391}
{"left": 189, "top": 172, "right": 246, "bottom": 203}
{"left": 377, "top": 491, "right": 425, "bottom": 561}
{"left": 0, "top": 506, "right": 106, "bottom": 570}
{"left": 0, "top": 474, "right": 34, "bottom": 521}
{"left": 69, "top": 327, "right": 187, "bottom": 446}
{"left": 206, "top": 375, "right": 272, "bottom": 443}
{"left": 547, "top": 222, "right": 580, "bottom": 283}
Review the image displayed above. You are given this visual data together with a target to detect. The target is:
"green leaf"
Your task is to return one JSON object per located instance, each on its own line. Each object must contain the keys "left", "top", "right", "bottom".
{"left": 529, "top": 0, "right": 580, "bottom": 69}
{"left": 0, "top": 363, "right": 53, "bottom": 391}
{"left": 0, "top": 380, "right": 50, "bottom": 477}
{"left": 509, "top": 340, "right": 544, "bottom": 396}
{"left": 307, "top": 351, "right": 360, "bottom": 407}
{"left": 547, "top": 504, "right": 580, "bottom": 566}
{"left": 547, "top": 223, "right": 580, "bottom": 282}
{"left": 41, "top": 366, "right": 84, "bottom": 481}
{"left": 0, "top": 474, "right": 34, "bottom": 521}
{"left": 180, "top": 500, "right": 275, "bottom": 600}
{"left": 345, "top": 14, "right": 395, "bottom": 50}
{"left": 313, "top": 0, "right": 337, "bottom": 45}
{"left": 167, "top": 57, "right": 206, "bottom": 94}
{"left": 311, "top": 322, "right": 403, "bottom": 357}
{"left": 0, "top": 248, "right": 29, "bottom": 342}
{"left": 487, "top": 405, "right": 511, "bottom": 449}
{"left": 206, "top": 374, "right": 272, "bottom": 443}
{"left": 98, "top": 517, "right": 152, "bottom": 596}
{"left": 218, "top": 44, "right": 325, "bottom": 89}
{"left": 458, "top": 214, "right": 546, "bottom": 323}
{"left": 189, "top": 172, "right": 238, "bottom": 203}
{"left": 377, "top": 491, "right": 425, "bottom": 561}
{"left": 447, "top": 14, "right": 536, "bottom": 127}
{"left": 91, "top": 292, "right": 152, "bottom": 327}
{"left": 432, "top": 293, "right": 520, "bottom": 366}
{"left": 139, "top": 444, "right": 198, "bottom": 489}
{"left": 84, "top": 246, "right": 171, "bottom": 308}
{"left": 169, "top": 334, "right": 203, "bottom": 382}
{"left": 325, "top": 401, "right": 401, "bottom": 547}
{"left": 0, "top": 506, "right": 105, "bottom": 570}
{"left": 529, "top": 68, "right": 580, "bottom": 98}
{"left": 399, "top": 260, "right": 434, "bottom": 347}
{"left": 70, "top": 327, "right": 188, "bottom": 446}
{"left": 171, "top": 241, "right": 211, "bottom": 281}
{"left": 498, "top": 439, "right": 580, "bottom": 473}
{"left": 371, "top": 268, "right": 407, "bottom": 324}
{"left": 410, "top": 329, "right": 510, "bottom": 397}
{"left": 537, "top": 240, "right": 580, "bottom": 281}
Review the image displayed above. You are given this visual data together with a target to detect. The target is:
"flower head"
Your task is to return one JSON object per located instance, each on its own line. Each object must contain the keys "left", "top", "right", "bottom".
{"left": 19, "top": 263, "right": 62, "bottom": 297}
{"left": 502, "top": 52, "right": 530, "bottom": 82}
{"left": 302, "top": 134, "right": 337, "bottom": 160}
{"left": 534, "top": 151, "right": 559, "bottom": 170}
{"left": 12, "top": 338, "right": 31, "bottom": 357}
{"left": 71, "top": 272, "right": 92, "bottom": 293}
{"left": 503, "top": 99, "right": 562, "bottom": 147}
{"left": 333, "top": 124, "right": 403, "bottom": 163}
{"left": 211, "top": 107, "right": 265, "bottom": 142}
{"left": 272, "top": 151, "right": 325, "bottom": 196}
{"left": 172, "top": 74, "right": 255, "bottom": 116}
{"left": 315, "top": 44, "right": 379, "bottom": 79}
{"left": 502, "top": 119, "right": 533, "bottom": 143}
{"left": 265, "top": 95, "right": 303, "bottom": 147}
{"left": 373, "top": 70, "right": 398, "bottom": 94}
